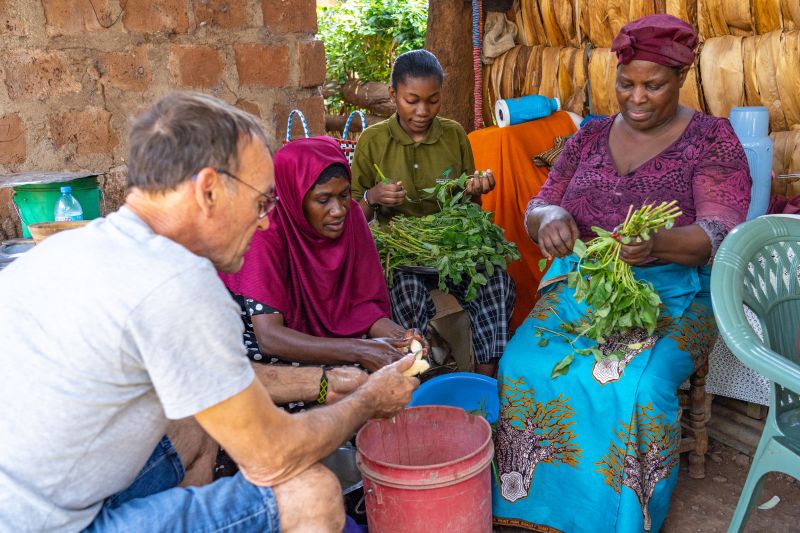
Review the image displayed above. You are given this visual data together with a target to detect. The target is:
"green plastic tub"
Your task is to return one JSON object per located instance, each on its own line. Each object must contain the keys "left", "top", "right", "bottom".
{"left": 12, "top": 176, "right": 102, "bottom": 238}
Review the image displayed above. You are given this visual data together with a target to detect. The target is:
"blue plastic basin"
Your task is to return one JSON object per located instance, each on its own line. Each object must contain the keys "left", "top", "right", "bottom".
{"left": 407, "top": 372, "right": 500, "bottom": 423}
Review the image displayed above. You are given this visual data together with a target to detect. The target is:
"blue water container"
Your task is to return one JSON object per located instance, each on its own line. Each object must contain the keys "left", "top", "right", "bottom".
{"left": 729, "top": 107, "right": 773, "bottom": 219}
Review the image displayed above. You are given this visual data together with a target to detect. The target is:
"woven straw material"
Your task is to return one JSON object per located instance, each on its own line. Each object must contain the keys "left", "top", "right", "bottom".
{"left": 559, "top": 47, "right": 589, "bottom": 114}
{"left": 783, "top": 0, "right": 800, "bottom": 30}
{"left": 28, "top": 221, "right": 89, "bottom": 245}
{"left": 666, "top": 0, "right": 698, "bottom": 28}
{"left": 771, "top": 130, "right": 800, "bottom": 176}
{"left": 700, "top": 35, "right": 745, "bottom": 118}
{"left": 588, "top": 47, "right": 619, "bottom": 115}
{"left": 679, "top": 58, "right": 706, "bottom": 113}
{"left": 483, "top": 44, "right": 589, "bottom": 120}
{"left": 776, "top": 31, "right": 800, "bottom": 129}
{"left": 698, "top": 0, "right": 755, "bottom": 38}
{"left": 743, "top": 31, "right": 788, "bottom": 131}
{"left": 753, "top": 0, "right": 783, "bottom": 34}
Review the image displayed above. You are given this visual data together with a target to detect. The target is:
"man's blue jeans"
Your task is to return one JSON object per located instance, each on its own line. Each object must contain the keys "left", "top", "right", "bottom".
{"left": 84, "top": 437, "right": 280, "bottom": 532}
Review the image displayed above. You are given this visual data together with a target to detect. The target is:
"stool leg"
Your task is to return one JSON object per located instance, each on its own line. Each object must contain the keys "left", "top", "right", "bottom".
{"left": 688, "top": 363, "right": 709, "bottom": 479}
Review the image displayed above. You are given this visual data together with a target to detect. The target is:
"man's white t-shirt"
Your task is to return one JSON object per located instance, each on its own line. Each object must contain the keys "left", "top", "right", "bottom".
{"left": 0, "top": 207, "right": 254, "bottom": 532}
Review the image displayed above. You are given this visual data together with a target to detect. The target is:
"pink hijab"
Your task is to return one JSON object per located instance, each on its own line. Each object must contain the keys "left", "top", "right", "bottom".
{"left": 220, "top": 136, "right": 391, "bottom": 338}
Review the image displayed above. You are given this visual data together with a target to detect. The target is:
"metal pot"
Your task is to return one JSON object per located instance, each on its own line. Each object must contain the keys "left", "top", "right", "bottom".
{"left": 321, "top": 444, "right": 363, "bottom": 496}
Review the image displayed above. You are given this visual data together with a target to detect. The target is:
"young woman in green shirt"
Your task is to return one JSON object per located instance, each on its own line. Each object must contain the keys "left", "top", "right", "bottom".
{"left": 351, "top": 49, "right": 516, "bottom": 377}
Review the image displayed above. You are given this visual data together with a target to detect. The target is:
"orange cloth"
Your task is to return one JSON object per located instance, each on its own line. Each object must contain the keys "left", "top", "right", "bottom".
{"left": 468, "top": 112, "right": 577, "bottom": 330}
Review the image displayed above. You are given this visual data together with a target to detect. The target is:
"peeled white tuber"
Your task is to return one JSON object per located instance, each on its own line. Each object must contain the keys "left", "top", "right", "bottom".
{"left": 402, "top": 359, "right": 430, "bottom": 377}
{"left": 410, "top": 339, "right": 423, "bottom": 355}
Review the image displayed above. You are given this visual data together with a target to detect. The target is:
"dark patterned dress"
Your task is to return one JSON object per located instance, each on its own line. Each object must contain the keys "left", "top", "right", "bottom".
{"left": 493, "top": 113, "right": 750, "bottom": 532}
{"left": 214, "top": 292, "right": 303, "bottom": 480}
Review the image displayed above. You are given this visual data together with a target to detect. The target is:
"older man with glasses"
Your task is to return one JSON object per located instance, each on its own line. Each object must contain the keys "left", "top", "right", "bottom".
{"left": 0, "top": 92, "right": 419, "bottom": 532}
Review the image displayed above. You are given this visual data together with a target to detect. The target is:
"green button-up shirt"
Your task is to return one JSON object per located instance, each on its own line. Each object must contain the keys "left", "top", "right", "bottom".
{"left": 351, "top": 114, "right": 475, "bottom": 223}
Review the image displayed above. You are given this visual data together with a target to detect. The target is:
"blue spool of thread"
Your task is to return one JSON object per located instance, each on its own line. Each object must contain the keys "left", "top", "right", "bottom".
{"left": 730, "top": 106, "right": 773, "bottom": 220}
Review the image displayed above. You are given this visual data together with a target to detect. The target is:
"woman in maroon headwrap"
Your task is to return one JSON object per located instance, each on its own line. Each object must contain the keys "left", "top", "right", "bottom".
{"left": 220, "top": 136, "right": 426, "bottom": 379}
{"left": 493, "top": 15, "right": 750, "bottom": 532}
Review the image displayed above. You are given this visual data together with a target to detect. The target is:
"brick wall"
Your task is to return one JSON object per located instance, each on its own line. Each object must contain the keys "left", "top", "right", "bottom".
{"left": 0, "top": 0, "right": 326, "bottom": 239}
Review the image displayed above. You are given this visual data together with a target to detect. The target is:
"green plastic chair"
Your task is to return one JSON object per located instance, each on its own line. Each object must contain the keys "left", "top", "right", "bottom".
{"left": 710, "top": 215, "right": 800, "bottom": 533}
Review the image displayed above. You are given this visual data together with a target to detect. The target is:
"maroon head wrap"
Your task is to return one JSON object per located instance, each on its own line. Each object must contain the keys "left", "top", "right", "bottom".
{"left": 611, "top": 14, "right": 698, "bottom": 68}
{"left": 220, "top": 136, "right": 391, "bottom": 338}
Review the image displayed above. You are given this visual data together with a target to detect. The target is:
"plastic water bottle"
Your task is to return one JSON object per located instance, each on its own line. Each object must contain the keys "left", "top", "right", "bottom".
{"left": 729, "top": 107, "right": 773, "bottom": 220}
{"left": 54, "top": 186, "right": 84, "bottom": 222}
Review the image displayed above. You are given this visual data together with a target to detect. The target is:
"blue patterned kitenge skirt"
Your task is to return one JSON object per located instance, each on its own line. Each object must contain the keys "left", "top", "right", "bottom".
{"left": 493, "top": 257, "right": 716, "bottom": 532}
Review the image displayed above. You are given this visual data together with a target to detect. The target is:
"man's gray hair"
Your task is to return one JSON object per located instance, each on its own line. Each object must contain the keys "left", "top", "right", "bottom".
{"left": 127, "top": 92, "right": 270, "bottom": 191}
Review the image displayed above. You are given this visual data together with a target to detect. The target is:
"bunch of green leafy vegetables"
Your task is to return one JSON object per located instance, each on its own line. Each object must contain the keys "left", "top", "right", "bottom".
{"left": 370, "top": 172, "right": 520, "bottom": 302}
{"left": 536, "top": 201, "right": 683, "bottom": 378}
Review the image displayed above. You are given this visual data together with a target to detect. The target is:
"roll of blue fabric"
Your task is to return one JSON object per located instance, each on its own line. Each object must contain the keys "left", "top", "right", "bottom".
{"left": 494, "top": 95, "right": 560, "bottom": 127}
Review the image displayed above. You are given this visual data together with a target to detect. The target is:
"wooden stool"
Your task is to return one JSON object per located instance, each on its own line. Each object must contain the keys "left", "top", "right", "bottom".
{"left": 679, "top": 360, "right": 710, "bottom": 479}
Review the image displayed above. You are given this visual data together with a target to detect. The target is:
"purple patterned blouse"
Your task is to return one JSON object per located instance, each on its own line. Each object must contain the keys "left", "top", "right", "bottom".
{"left": 526, "top": 113, "right": 751, "bottom": 257}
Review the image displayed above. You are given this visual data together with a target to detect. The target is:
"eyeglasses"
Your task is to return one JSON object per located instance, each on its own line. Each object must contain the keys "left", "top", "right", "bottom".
{"left": 213, "top": 168, "right": 278, "bottom": 219}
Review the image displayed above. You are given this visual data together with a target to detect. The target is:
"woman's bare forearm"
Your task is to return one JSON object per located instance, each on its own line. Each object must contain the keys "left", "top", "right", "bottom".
{"left": 525, "top": 204, "right": 567, "bottom": 242}
{"left": 368, "top": 317, "right": 405, "bottom": 338}
{"left": 651, "top": 224, "right": 712, "bottom": 266}
{"left": 252, "top": 314, "right": 359, "bottom": 365}
{"left": 358, "top": 197, "right": 375, "bottom": 219}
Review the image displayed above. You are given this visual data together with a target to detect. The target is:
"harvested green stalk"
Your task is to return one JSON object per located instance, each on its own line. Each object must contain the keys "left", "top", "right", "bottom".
{"left": 374, "top": 163, "right": 392, "bottom": 184}
{"left": 370, "top": 172, "right": 520, "bottom": 302}
{"left": 547, "top": 201, "right": 682, "bottom": 378}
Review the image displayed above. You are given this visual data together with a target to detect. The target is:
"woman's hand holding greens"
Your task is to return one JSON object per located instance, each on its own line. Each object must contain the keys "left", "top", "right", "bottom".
{"left": 531, "top": 206, "right": 581, "bottom": 259}
{"left": 368, "top": 181, "right": 406, "bottom": 207}
{"left": 465, "top": 169, "right": 496, "bottom": 197}
{"left": 618, "top": 233, "right": 658, "bottom": 265}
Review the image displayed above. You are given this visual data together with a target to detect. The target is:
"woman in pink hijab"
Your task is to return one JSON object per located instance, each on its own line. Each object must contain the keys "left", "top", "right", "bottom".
{"left": 220, "top": 136, "right": 426, "bottom": 376}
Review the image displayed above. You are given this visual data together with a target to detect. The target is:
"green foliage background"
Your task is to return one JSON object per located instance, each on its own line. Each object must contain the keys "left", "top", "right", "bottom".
{"left": 317, "top": 0, "right": 428, "bottom": 113}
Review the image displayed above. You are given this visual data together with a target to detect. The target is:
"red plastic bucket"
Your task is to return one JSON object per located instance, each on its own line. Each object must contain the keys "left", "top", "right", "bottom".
{"left": 356, "top": 406, "right": 494, "bottom": 533}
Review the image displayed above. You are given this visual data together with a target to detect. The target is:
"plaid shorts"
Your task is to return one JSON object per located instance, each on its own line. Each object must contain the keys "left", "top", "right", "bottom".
{"left": 390, "top": 268, "right": 516, "bottom": 364}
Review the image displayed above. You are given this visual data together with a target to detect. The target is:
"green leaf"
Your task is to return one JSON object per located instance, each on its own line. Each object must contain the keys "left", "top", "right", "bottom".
{"left": 591, "top": 226, "right": 612, "bottom": 238}
{"left": 647, "top": 291, "right": 662, "bottom": 307}
{"left": 538, "top": 258, "right": 548, "bottom": 272}
{"left": 537, "top": 338, "right": 549, "bottom": 348}
{"left": 572, "top": 239, "right": 587, "bottom": 259}
{"left": 608, "top": 349, "right": 627, "bottom": 361}
{"left": 551, "top": 353, "right": 574, "bottom": 378}
{"left": 567, "top": 271, "right": 580, "bottom": 288}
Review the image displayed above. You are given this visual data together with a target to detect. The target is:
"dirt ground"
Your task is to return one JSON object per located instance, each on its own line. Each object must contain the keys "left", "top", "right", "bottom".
{"left": 495, "top": 439, "right": 800, "bottom": 533}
